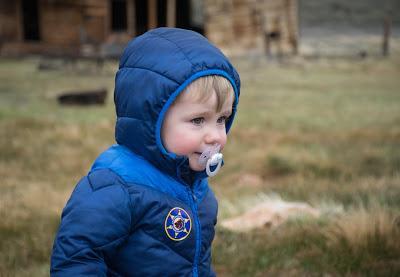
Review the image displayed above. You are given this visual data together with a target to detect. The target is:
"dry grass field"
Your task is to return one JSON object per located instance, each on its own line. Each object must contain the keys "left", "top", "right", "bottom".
{"left": 0, "top": 54, "right": 399, "bottom": 276}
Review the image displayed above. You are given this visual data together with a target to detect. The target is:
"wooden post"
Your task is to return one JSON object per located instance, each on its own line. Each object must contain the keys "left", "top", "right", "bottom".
{"left": 382, "top": 16, "right": 391, "bottom": 57}
{"left": 104, "top": 0, "right": 110, "bottom": 38}
{"left": 285, "top": 0, "right": 298, "bottom": 55}
{"left": 148, "top": 0, "right": 157, "bottom": 29}
{"left": 127, "top": 0, "right": 136, "bottom": 36}
{"left": 167, "top": 0, "right": 176, "bottom": 27}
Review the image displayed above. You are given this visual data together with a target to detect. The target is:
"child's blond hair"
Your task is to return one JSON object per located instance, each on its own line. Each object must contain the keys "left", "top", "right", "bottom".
{"left": 177, "top": 75, "right": 234, "bottom": 112}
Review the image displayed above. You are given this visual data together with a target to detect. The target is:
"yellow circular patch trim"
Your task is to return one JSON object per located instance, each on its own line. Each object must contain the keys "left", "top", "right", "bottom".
{"left": 164, "top": 207, "right": 192, "bottom": 241}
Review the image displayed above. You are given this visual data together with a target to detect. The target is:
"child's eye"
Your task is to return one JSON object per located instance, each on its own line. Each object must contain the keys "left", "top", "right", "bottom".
{"left": 217, "top": 116, "right": 228, "bottom": 124}
{"left": 191, "top": 117, "right": 204, "bottom": 125}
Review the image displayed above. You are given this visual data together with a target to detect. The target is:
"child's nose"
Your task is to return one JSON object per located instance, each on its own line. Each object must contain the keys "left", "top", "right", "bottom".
{"left": 204, "top": 127, "right": 226, "bottom": 145}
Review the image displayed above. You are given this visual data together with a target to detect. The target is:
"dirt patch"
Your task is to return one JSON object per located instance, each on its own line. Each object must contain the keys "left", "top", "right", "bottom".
{"left": 221, "top": 199, "right": 320, "bottom": 232}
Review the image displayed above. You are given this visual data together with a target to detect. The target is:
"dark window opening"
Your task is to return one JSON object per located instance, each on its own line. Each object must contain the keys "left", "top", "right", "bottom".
{"left": 176, "top": 0, "right": 190, "bottom": 29}
{"left": 157, "top": 0, "right": 166, "bottom": 27}
{"left": 22, "top": 0, "right": 40, "bottom": 41}
{"left": 133, "top": 0, "right": 204, "bottom": 36}
{"left": 176, "top": 0, "right": 204, "bottom": 34}
{"left": 135, "top": 0, "right": 148, "bottom": 36}
{"left": 111, "top": 0, "right": 127, "bottom": 31}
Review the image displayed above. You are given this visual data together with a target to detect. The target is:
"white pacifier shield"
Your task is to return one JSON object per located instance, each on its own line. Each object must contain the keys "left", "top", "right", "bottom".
{"left": 198, "top": 144, "right": 223, "bottom": 177}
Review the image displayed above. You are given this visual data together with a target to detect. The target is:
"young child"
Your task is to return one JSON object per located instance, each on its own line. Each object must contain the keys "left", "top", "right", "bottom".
{"left": 51, "top": 27, "right": 240, "bottom": 276}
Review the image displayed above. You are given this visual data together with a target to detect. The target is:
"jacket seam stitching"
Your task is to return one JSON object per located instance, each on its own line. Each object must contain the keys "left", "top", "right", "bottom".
{"left": 125, "top": 182, "right": 190, "bottom": 207}
{"left": 98, "top": 167, "right": 136, "bottom": 233}
{"left": 87, "top": 167, "right": 135, "bottom": 234}
{"left": 119, "top": 66, "right": 179, "bottom": 84}
{"left": 88, "top": 168, "right": 119, "bottom": 191}
{"left": 149, "top": 32, "right": 195, "bottom": 69}
{"left": 64, "top": 234, "right": 129, "bottom": 261}
{"left": 61, "top": 185, "right": 132, "bottom": 260}
{"left": 140, "top": 228, "right": 193, "bottom": 264}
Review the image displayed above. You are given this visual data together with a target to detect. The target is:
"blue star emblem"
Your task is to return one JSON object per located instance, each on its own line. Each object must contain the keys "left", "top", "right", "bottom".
{"left": 165, "top": 207, "right": 191, "bottom": 241}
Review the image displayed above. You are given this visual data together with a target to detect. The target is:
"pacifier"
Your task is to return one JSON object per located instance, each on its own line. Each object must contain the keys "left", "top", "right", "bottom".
{"left": 198, "top": 144, "right": 223, "bottom": 177}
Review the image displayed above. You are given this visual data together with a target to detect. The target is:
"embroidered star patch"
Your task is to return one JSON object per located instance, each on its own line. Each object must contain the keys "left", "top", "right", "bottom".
{"left": 165, "top": 207, "right": 191, "bottom": 241}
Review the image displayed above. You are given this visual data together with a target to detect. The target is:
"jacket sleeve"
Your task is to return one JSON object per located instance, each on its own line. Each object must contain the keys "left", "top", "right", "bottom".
{"left": 50, "top": 171, "right": 132, "bottom": 276}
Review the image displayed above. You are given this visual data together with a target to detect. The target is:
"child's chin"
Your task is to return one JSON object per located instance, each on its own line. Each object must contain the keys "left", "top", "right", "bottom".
{"left": 189, "top": 161, "right": 205, "bottom": 172}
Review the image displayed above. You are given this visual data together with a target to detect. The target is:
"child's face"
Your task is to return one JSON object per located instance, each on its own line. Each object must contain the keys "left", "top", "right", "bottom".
{"left": 162, "top": 89, "right": 234, "bottom": 171}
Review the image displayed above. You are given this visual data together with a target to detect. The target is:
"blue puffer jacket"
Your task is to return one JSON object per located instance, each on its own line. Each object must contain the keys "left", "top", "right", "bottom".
{"left": 51, "top": 28, "right": 240, "bottom": 276}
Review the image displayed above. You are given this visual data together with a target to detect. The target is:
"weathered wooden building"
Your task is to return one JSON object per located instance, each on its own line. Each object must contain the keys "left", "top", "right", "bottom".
{"left": 206, "top": 0, "right": 298, "bottom": 56}
{"left": 0, "top": 0, "right": 298, "bottom": 57}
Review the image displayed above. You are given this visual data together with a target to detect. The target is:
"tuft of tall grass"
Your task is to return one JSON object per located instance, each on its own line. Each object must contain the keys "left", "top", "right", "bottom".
{"left": 302, "top": 208, "right": 400, "bottom": 275}
{"left": 214, "top": 207, "right": 400, "bottom": 276}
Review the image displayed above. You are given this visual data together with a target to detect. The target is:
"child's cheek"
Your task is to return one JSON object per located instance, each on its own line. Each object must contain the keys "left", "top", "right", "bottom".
{"left": 173, "top": 132, "right": 199, "bottom": 154}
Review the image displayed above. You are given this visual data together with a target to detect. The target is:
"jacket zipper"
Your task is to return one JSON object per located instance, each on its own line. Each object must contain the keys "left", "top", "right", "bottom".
{"left": 176, "top": 160, "right": 201, "bottom": 277}
{"left": 187, "top": 185, "right": 200, "bottom": 277}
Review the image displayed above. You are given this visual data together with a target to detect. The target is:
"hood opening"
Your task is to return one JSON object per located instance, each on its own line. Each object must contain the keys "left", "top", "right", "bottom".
{"left": 155, "top": 69, "right": 239, "bottom": 158}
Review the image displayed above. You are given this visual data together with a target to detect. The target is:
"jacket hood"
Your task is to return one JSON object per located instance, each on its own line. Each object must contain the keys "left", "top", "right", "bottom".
{"left": 114, "top": 27, "right": 241, "bottom": 185}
